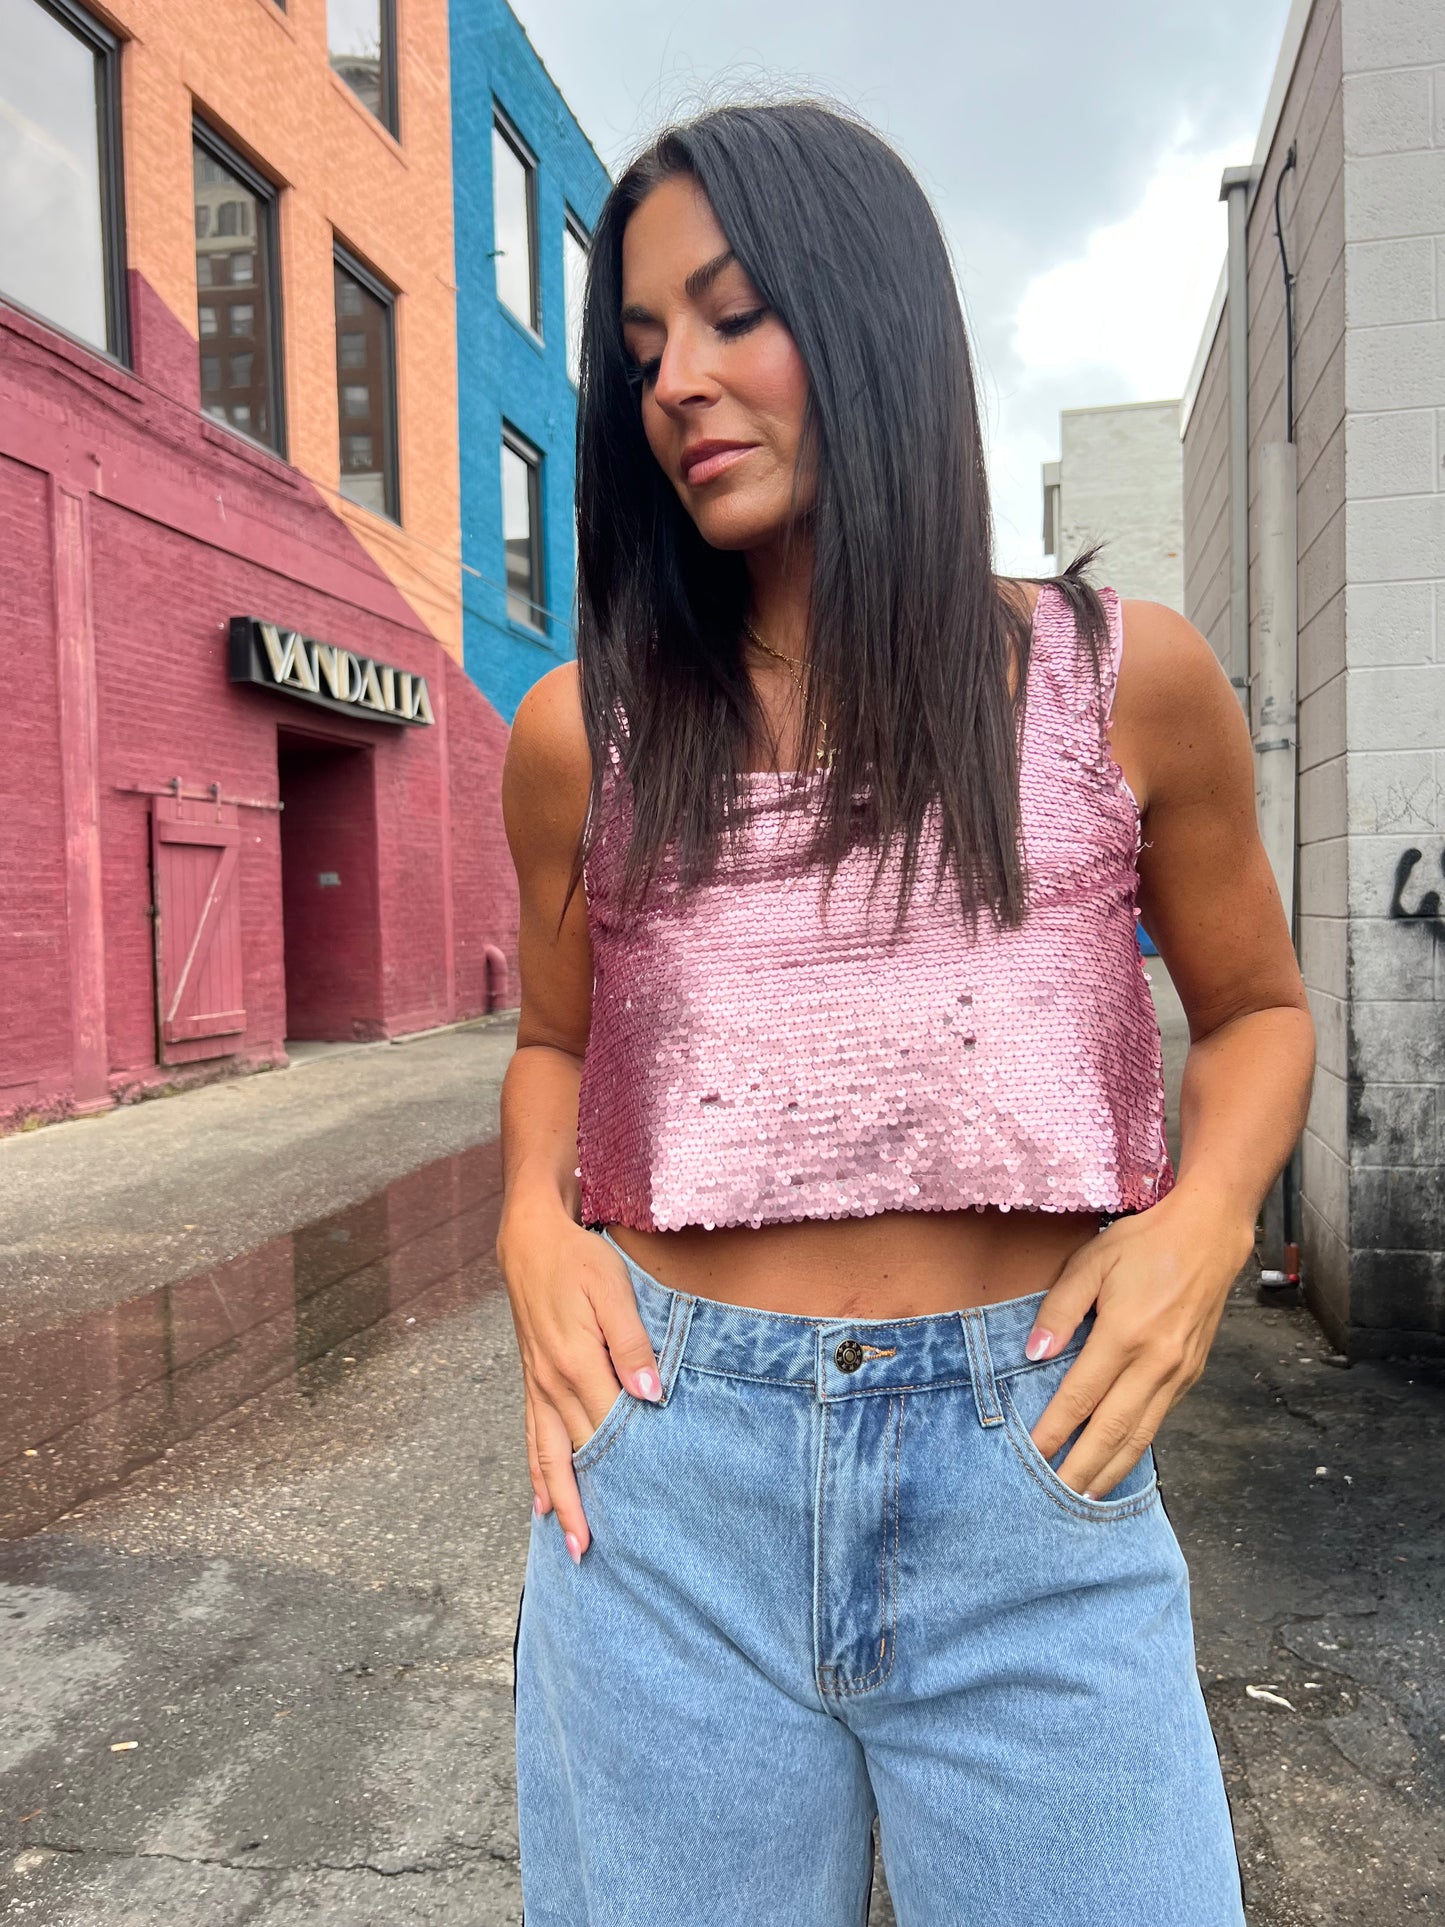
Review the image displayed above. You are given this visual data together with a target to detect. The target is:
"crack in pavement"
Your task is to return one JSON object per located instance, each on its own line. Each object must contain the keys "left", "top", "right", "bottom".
{"left": 14, "top": 1837, "right": 518, "bottom": 1880}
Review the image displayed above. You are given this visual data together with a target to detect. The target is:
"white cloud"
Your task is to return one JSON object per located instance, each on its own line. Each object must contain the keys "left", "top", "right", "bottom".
{"left": 984, "top": 128, "right": 1242, "bottom": 575}
{"left": 1010, "top": 132, "right": 1235, "bottom": 401}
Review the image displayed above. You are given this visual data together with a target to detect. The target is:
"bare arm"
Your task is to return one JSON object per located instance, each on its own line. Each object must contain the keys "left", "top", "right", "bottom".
{"left": 1028, "top": 599, "right": 1315, "bottom": 1497}
{"left": 497, "top": 665, "right": 661, "bottom": 1561}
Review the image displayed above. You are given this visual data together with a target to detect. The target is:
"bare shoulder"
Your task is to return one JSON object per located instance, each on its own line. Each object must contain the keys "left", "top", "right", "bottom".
{"left": 501, "top": 662, "right": 591, "bottom": 856}
{"left": 1113, "top": 599, "right": 1250, "bottom": 814}
{"left": 1116, "top": 599, "right": 1235, "bottom": 715}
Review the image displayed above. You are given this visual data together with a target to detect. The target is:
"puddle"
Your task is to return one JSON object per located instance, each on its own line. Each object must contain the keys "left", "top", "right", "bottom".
{"left": 0, "top": 1140, "right": 503, "bottom": 1539}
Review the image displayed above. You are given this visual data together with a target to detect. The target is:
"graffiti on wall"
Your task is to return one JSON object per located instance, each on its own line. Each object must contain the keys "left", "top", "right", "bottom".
{"left": 1388, "top": 847, "right": 1445, "bottom": 941}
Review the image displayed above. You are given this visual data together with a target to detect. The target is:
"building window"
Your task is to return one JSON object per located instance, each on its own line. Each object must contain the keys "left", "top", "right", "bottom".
{"left": 193, "top": 123, "right": 284, "bottom": 454}
{"left": 492, "top": 110, "right": 538, "bottom": 334}
{"left": 563, "top": 213, "right": 589, "bottom": 388}
{"left": 327, "top": 0, "right": 398, "bottom": 137}
{"left": 501, "top": 427, "right": 543, "bottom": 631}
{"left": 333, "top": 245, "right": 398, "bottom": 521}
{"left": 0, "top": 0, "right": 128, "bottom": 359}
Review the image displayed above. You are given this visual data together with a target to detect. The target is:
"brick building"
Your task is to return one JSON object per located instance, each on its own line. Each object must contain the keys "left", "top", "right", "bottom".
{"left": 2, "top": 0, "right": 519, "bottom": 1130}
{"left": 1180, "top": 0, "right": 1445, "bottom": 1356}
{"left": 450, "top": 0, "right": 609, "bottom": 722}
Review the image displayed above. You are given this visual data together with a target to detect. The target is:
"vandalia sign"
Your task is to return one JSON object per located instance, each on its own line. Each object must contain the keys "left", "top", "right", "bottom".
{"left": 228, "top": 617, "right": 435, "bottom": 727}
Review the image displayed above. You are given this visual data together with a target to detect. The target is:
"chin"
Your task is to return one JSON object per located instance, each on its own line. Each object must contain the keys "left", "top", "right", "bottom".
{"left": 687, "top": 498, "right": 795, "bottom": 553}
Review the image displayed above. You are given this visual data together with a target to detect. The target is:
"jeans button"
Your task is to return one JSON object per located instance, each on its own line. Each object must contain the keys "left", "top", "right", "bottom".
{"left": 834, "top": 1339, "right": 864, "bottom": 1374}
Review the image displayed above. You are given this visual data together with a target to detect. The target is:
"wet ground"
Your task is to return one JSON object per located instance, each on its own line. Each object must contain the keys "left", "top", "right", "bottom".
{"left": 2, "top": 1003, "right": 1443, "bottom": 1923}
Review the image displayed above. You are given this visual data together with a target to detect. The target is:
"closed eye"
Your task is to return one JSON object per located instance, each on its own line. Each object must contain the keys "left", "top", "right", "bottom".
{"left": 624, "top": 308, "right": 771, "bottom": 388}
{"left": 715, "top": 306, "right": 768, "bottom": 339}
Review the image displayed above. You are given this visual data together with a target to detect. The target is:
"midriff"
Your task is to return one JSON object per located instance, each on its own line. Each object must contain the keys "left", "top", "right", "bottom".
{"left": 609, "top": 1206, "right": 1104, "bottom": 1320}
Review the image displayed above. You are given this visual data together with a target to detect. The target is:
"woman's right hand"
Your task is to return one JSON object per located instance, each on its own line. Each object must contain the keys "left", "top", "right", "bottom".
{"left": 498, "top": 1207, "right": 663, "bottom": 1563}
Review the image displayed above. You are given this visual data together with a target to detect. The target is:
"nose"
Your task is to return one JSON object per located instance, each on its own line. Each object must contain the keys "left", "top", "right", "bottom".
{"left": 650, "top": 326, "right": 719, "bottom": 415}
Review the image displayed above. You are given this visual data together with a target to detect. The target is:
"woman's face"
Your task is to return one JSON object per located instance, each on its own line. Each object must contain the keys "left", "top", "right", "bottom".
{"left": 620, "top": 174, "right": 813, "bottom": 553}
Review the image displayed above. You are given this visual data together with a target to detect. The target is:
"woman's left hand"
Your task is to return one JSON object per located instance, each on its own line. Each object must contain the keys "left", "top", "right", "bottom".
{"left": 1021, "top": 1190, "right": 1256, "bottom": 1498}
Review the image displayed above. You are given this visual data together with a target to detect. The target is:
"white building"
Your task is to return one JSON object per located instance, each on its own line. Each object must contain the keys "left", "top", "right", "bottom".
{"left": 1042, "top": 400, "right": 1185, "bottom": 610}
{"left": 1180, "top": 0, "right": 1445, "bottom": 1359}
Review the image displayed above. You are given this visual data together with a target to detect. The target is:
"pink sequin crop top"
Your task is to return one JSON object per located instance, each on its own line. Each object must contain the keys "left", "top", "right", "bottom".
{"left": 577, "top": 584, "right": 1173, "bottom": 1232}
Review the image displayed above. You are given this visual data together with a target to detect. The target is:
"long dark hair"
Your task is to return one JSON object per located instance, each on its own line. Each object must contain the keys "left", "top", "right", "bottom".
{"left": 573, "top": 98, "right": 1105, "bottom": 923}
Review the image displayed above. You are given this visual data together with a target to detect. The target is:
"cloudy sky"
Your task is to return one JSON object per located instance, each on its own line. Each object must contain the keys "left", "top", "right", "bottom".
{"left": 514, "top": 0, "right": 1293, "bottom": 575}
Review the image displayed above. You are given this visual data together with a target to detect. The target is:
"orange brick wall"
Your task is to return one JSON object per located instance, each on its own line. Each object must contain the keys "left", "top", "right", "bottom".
{"left": 103, "top": 0, "right": 462, "bottom": 656}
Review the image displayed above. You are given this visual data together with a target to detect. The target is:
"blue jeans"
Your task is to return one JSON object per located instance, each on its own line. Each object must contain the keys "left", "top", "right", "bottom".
{"left": 515, "top": 1233, "right": 1246, "bottom": 1926}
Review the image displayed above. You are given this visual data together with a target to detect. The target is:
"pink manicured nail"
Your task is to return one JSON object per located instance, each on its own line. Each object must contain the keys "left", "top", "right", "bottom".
{"left": 1025, "top": 1328, "right": 1055, "bottom": 1361}
{"left": 532, "top": 1495, "right": 544, "bottom": 1516}
{"left": 565, "top": 1532, "right": 583, "bottom": 1565}
{"left": 632, "top": 1367, "right": 661, "bottom": 1402}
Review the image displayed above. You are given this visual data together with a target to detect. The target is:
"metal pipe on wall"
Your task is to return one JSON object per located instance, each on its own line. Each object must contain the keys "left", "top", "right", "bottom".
{"left": 1258, "top": 143, "right": 1302, "bottom": 1277}
{"left": 1256, "top": 443, "right": 1302, "bottom": 1272}
{"left": 1255, "top": 443, "right": 1300, "bottom": 928}
{"left": 1219, "top": 165, "right": 1258, "bottom": 709}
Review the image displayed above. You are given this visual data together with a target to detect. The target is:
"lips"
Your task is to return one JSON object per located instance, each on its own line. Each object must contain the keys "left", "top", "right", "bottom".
{"left": 680, "top": 441, "right": 757, "bottom": 485}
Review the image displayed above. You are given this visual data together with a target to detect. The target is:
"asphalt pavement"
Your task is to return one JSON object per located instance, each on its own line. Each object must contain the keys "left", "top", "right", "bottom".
{"left": 1, "top": 976, "right": 1441, "bottom": 1924}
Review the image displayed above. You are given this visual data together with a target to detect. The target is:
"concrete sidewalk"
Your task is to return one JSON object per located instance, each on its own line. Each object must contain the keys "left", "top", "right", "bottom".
{"left": 0, "top": 1017, "right": 518, "bottom": 1339}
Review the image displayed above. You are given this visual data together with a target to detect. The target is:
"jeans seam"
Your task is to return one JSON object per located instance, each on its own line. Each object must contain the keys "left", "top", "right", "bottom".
{"left": 813, "top": 1398, "right": 831, "bottom": 1701}
{"left": 681, "top": 1362, "right": 817, "bottom": 1390}
{"left": 824, "top": 1373, "right": 976, "bottom": 1399}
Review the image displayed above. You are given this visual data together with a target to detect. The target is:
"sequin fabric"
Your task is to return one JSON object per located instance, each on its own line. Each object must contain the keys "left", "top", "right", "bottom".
{"left": 577, "top": 585, "right": 1173, "bottom": 1232}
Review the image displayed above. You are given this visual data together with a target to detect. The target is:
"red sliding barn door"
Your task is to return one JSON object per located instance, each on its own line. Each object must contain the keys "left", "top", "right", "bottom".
{"left": 151, "top": 799, "right": 246, "bottom": 1063}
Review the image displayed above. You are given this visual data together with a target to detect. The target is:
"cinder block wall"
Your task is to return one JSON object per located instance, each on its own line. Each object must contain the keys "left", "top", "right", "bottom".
{"left": 1182, "top": 0, "right": 1445, "bottom": 1355}
{"left": 1253, "top": 0, "right": 1351, "bottom": 1343}
{"left": 1338, "top": 0, "right": 1445, "bottom": 1351}
{"left": 1182, "top": 317, "right": 1232, "bottom": 669}
{"left": 1184, "top": 0, "right": 1351, "bottom": 1342}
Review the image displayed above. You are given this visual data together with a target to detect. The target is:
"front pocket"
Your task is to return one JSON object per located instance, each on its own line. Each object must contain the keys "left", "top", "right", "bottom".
{"left": 997, "top": 1350, "right": 1160, "bottom": 1523}
{"left": 570, "top": 1384, "right": 638, "bottom": 1473}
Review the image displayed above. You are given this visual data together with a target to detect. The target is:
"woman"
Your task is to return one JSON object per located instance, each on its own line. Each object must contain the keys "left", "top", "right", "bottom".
{"left": 499, "top": 100, "right": 1313, "bottom": 1927}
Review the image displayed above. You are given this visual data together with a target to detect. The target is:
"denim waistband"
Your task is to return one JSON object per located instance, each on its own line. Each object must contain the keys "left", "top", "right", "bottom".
{"left": 599, "top": 1230, "right": 1092, "bottom": 1429}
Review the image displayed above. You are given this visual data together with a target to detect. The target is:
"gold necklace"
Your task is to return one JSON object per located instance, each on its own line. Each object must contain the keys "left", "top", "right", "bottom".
{"left": 743, "top": 619, "right": 831, "bottom": 768}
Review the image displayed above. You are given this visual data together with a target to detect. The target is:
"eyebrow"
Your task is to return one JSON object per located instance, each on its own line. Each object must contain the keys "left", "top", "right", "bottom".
{"left": 620, "top": 248, "right": 740, "bottom": 327}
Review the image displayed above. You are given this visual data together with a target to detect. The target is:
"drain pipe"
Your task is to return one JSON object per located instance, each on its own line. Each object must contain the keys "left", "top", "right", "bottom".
{"left": 483, "top": 944, "right": 510, "bottom": 1013}
{"left": 1220, "top": 165, "right": 1259, "bottom": 711}
{"left": 1257, "top": 145, "right": 1302, "bottom": 1283}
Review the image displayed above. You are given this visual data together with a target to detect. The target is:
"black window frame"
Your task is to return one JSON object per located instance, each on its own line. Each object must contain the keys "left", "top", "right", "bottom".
{"left": 327, "top": 0, "right": 399, "bottom": 140}
{"left": 500, "top": 423, "right": 545, "bottom": 633}
{"left": 4, "top": 0, "right": 131, "bottom": 365}
{"left": 491, "top": 104, "right": 540, "bottom": 337}
{"left": 192, "top": 116, "right": 287, "bottom": 459}
{"left": 562, "top": 208, "right": 590, "bottom": 389}
{"left": 332, "top": 239, "right": 401, "bottom": 525}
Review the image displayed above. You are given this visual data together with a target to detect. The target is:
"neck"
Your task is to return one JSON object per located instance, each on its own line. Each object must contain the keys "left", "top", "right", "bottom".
{"left": 745, "top": 529, "right": 812, "bottom": 659}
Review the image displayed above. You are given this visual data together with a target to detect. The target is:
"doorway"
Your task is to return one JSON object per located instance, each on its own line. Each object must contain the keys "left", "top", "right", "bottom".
{"left": 277, "top": 730, "right": 383, "bottom": 1043}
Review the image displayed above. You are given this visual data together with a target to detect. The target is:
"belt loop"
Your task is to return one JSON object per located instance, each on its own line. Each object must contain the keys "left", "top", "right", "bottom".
{"left": 655, "top": 1292, "right": 696, "bottom": 1405}
{"left": 959, "top": 1308, "right": 1004, "bottom": 1428}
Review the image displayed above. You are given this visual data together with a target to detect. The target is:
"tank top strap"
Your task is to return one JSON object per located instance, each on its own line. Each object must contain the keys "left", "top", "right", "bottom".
{"left": 1026, "top": 581, "right": 1122, "bottom": 778}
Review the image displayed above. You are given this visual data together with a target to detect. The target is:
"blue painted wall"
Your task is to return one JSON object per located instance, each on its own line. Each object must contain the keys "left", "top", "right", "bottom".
{"left": 449, "top": 0, "right": 610, "bottom": 722}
